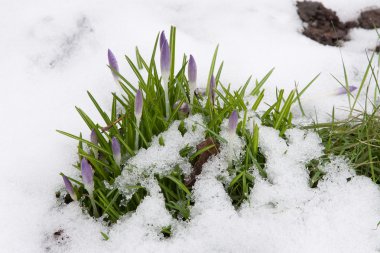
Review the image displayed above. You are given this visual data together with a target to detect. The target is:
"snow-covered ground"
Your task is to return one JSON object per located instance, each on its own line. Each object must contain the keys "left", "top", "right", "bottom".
{"left": 1, "top": 0, "right": 380, "bottom": 252}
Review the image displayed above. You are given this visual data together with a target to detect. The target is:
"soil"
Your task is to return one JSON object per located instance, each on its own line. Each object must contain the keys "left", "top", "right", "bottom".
{"left": 184, "top": 137, "right": 220, "bottom": 187}
{"left": 358, "top": 9, "right": 380, "bottom": 29}
{"left": 296, "top": 1, "right": 380, "bottom": 46}
{"left": 296, "top": 1, "right": 350, "bottom": 46}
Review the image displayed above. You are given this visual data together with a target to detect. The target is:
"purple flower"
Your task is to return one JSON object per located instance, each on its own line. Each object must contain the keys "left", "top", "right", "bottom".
{"left": 161, "top": 38, "right": 171, "bottom": 118}
{"left": 90, "top": 129, "right": 98, "bottom": 145}
{"left": 195, "top": 88, "right": 206, "bottom": 97}
{"left": 210, "top": 75, "right": 216, "bottom": 105}
{"left": 81, "top": 158, "right": 94, "bottom": 192}
{"left": 90, "top": 129, "right": 99, "bottom": 158}
{"left": 62, "top": 175, "right": 77, "bottom": 201}
{"left": 188, "top": 55, "right": 197, "bottom": 107}
{"left": 228, "top": 111, "right": 238, "bottom": 134}
{"left": 188, "top": 55, "right": 197, "bottom": 85}
{"left": 160, "top": 39, "right": 171, "bottom": 76}
{"left": 135, "top": 89, "right": 143, "bottom": 120}
{"left": 108, "top": 49, "right": 119, "bottom": 79}
{"left": 173, "top": 101, "right": 190, "bottom": 119}
{"left": 112, "top": 137, "right": 121, "bottom": 166}
{"left": 336, "top": 85, "right": 357, "bottom": 95}
{"left": 160, "top": 31, "right": 167, "bottom": 51}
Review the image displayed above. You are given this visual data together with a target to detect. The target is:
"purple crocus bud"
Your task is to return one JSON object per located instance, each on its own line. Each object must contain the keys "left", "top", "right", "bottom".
{"left": 90, "top": 129, "right": 98, "bottom": 145}
{"left": 90, "top": 129, "right": 99, "bottom": 158}
{"left": 228, "top": 111, "right": 238, "bottom": 134}
{"left": 160, "top": 31, "right": 167, "bottom": 51}
{"left": 195, "top": 88, "right": 206, "bottom": 97}
{"left": 336, "top": 85, "right": 357, "bottom": 95}
{"left": 173, "top": 101, "right": 190, "bottom": 119}
{"left": 81, "top": 158, "right": 94, "bottom": 192}
{"left": 188, "top": 55, "right": 197, "bottom": 85}
{"left": 62, "top": 175, "right": 77, "bottom": 201}
{"left": 108, "top": 49, "right": 119, "bottom": 79}
{"left": 135, "top": 89, "right": 143, "bottom": 120}
{"left": 210, "top": 75, "right": 216, "bottom": 105}
{"left": 161, "top": 39, "right": 171, "bottom": 118}
{"left": 160, "top": 39, "right": 171, "bottom": 77}
{"left": 188, "top": 55, "right": 197, "bottom": 107}
{"left": 112, "top": 137, "right": 121, "bottom": 166}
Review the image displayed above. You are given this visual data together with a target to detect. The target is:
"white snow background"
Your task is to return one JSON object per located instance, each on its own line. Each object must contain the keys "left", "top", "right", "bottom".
{"left": 1, "top": 0, "right": 380, "bottom": 252}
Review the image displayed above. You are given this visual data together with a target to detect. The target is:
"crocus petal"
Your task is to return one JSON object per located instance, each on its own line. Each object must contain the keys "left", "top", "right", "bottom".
{"left": 210, "top": 75, "right": 216, "bottom": 105}
{"left": 173, "top": 101, "right": 190, "bottom": 115}
{"left": 108, "top": 49, "right": 119, "bottom": 77}
{"left": 195, "top": 88, "right": 206, "bottom": 97}
{"left": 188, "top": 55, "right": 197, "bottom": 85}
{"left": 336, "top": 85, "right": 357, "bottom": 95}
{"left": 228, "top": 110, "right": 239, "bottom": 134}
{"left": 90, "top": 129, "right": 98, "bottom": 145}
{"left": 112, "top": 137, "right": 121, "bottom": 166}
{"left": 160, "top": 39, "right": 171, "bottom": 75}
{"left": 62, "top": 175, "right": 77, "bottom": 201}
{"left": 81, "top": 158, "right": 94, "bottom": 191}
{"left": 135, "top": 89, "right": 143, "bottom": 119}
{"left": 160, "top": 31, "right": 167, "bottom": 51}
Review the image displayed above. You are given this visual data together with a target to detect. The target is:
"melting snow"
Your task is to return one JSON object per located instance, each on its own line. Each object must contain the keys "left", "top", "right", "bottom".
{"left": 2, "top": 0, "right": 380, "bottom": 252}
{"left": 43, "top": 119, "right": 380, "bottom": 253}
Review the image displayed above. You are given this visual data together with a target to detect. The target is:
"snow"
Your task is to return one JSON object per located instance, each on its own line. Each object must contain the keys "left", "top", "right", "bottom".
{"left": 41, "top": 120, "right": 380, "bottom": 253}
{"left": 1, "top": 0, "right": 380, "bottom": 252}
{"left": 115, "top": 115, "right": 205, "bottom": 197}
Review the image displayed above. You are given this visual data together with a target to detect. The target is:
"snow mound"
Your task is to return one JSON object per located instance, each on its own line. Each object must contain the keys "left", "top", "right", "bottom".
{"left": 44, "top": 121, "right": 380, "bottom": 253}
{"left": 115, "top": 114, "right": 205, "bottom": 198}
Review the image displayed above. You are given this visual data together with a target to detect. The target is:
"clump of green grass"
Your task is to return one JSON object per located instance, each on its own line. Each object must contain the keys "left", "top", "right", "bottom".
{"left": 306, "top": 50, "right": 380, "bottom": 185}
{"left": 57, "top": 26, "right": 314, "bottom": 230}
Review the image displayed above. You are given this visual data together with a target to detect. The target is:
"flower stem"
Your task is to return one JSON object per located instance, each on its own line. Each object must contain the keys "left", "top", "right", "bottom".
{"left": 163, "top": 76, "right": 170, "bottom": 118}
{"left": 190, "top": 87, "right": 194, "bottom": 114}
{"left": 89, "top": 192, "right": 99, "bottom": 218}
{"left": 135, "top": 118, "right": 141, "bottom": 151}
{"left": 92, "top": 147, "right": 98, "bottom": 159}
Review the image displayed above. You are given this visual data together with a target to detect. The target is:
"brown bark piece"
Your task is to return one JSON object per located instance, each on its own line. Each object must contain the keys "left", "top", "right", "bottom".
{"left": 184, "top": 137, "right": 220, "bottom": 187}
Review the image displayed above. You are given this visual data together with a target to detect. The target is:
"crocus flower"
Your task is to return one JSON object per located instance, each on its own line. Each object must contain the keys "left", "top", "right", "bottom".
{"left": 160, "top": 31, "right": 167, "bottom": 51}
{"left": 210, "top": 75, "right": 216, "bottom": 106}
{"left": 81, "top": 158, "right": 99, "bottom": 217}
{"left": 228, "top": 111, "right": 238, "bottom": 134}
{"left": 90, "top": 129, "right": 99, "bottom": 158}
{"left": 62, "top": 175, "right": 77, "bottom": 201}
{"left": 160, "top": 39, "right": 171, "bottom": 77}
{"left": 112, "top": 137, "right": 121, "bottom": 166}
{"left": 160, "top": 39, "right": 171, "bottom": 117}
{"left": 195, "top": 88, "right": 206, "bottom": 98}
{"left": 227, "top": 111, "right": 238, "bottom": 167}
{"left": 135, "top": 89, "right": 143, "bottom": 120}
{"left": 90, "top": 129, "right": 98, "bottom": 145}
{"left": 108, "top": 49, "right": 119, "bottom": 81}
{"left": 173, "top": 101, "right": 190, "bottom": 119}
{"left": 336, "top": 85, "right": 357, "bottom": 95}
{"left": 188, "top": 55, "right": 197, "bottom": 107}
{"left": 81, "top": 158, "right": 94, "bottom": 193}
{"left": 134, "top": 90, "right": 143, "bottom": 151}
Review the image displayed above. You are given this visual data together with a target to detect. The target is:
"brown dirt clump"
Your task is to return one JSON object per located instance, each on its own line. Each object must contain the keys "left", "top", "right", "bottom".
{"left": 296, "top": 1, "right": 350, "bottom": 46}
{"left": 358, "top": 9, "right": 380, "bottom": 29}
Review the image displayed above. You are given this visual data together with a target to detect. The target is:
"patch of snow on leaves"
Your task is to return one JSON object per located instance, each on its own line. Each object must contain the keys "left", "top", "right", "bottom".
{"left": 115, "top": 114, "right": 205, "bottom": 198}
{"left": 44, "top": 115, "right": 380, "bottom": 253}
